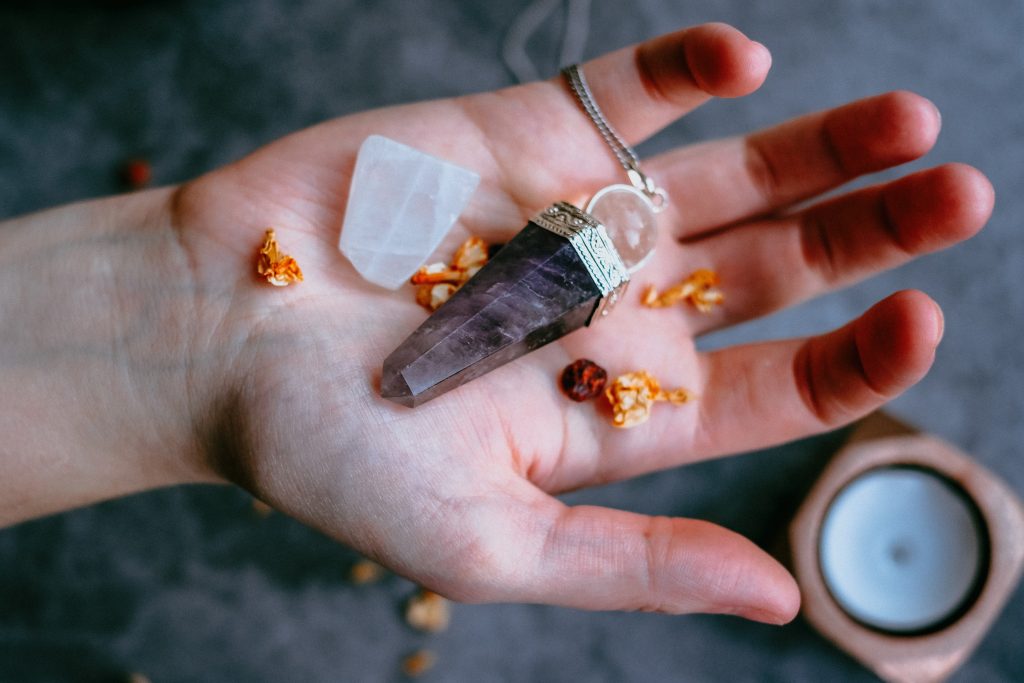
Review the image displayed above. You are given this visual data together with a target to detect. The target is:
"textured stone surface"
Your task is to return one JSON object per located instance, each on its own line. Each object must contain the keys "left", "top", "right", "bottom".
{"left": 382, "top": 221, "right": 601, "bottom": 406}
{"left": 338, "top": 134, "right": 479, "bottom": 289}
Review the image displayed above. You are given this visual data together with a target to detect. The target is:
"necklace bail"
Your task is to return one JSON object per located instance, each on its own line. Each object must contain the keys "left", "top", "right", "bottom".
{"left": 626, "top": 168, "right": 668, "bottom": 212}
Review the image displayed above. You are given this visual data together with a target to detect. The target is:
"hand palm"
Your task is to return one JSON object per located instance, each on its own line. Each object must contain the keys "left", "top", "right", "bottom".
{"left": 170, "top": 25, "right": 992, "bottom": 619}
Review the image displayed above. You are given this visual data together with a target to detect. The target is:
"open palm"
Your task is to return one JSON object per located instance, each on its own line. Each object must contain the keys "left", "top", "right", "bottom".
{"left": 170, "top": 24, "right": 993, "bottom": 622}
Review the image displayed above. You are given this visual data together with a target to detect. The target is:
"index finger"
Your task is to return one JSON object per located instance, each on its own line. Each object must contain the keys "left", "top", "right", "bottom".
{"left": 552, "top": 22, "right": 772, "bottom": 148}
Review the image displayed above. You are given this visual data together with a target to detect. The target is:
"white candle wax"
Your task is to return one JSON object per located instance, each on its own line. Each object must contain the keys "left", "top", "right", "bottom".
{"left": 819, "top": 467, "right": 987, "bottom": 633}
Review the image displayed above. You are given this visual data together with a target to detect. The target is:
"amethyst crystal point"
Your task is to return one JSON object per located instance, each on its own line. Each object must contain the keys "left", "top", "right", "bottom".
{"left": 382, "top": 202, "right": 628, "bottom": 407}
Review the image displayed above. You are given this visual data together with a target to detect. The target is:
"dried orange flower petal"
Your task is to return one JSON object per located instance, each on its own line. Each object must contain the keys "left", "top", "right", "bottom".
{"left": 405, "top": 589, "right": 450, "bottom": 632}
{"left": 350, "top": 558, "right": 385, "bottom": 585}
{"left": 452, "top": 236, "right": 488, "bottom": 271}
{"left": 256, "top": 228, "right": 304, "bottom": 286}
{"left": 402, "top": 649, "right": 437, "bottom": 677}
{"left": 657, "top": 387, "right": 694, "bottom": 404}
{"left": 642, "top": 268, "right": 722, "bottom": 313}
{"left": 411, "top": 236, "right": 491, "bottom": 311}
{"left": 410, "top": 262, "right": 467, "bottom": 285}
{"left": 605, "top": 370, "right": 694, "bottom": 428}
{"left": 416, "top": 283, "right": 458, "bottom": 311}
{"left": 605, "top": 370, "right": 660, "bottom": 428}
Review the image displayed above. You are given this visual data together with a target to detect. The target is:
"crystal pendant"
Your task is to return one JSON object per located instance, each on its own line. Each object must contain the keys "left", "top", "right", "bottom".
{"left": 585, "top": 184, "right": 658, "bottom": 272}
{"left": 381, "top": 202, "right": 628, "bottom": 407}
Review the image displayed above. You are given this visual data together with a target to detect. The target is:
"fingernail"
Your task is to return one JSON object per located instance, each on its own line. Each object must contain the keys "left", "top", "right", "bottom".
{"left": 928, "top": 97, "right": 942, "bottom": 129}
{"left": 752, "top": 41, "right": 772, "bottom": 65}
{"left": 932, "top": 301, "right": 945, "bottom": 346}
{"left": 738, "top": 605, "right": 791, "bottom": 625}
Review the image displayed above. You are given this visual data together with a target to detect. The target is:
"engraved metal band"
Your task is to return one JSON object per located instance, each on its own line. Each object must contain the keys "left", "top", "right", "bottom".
{"left": 533, "top": 202, "right": 629, "bottom": 323}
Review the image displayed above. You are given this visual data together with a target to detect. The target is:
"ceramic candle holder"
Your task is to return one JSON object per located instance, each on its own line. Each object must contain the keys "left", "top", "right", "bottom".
{"left": 790, "top": 413, "right": 1024, "bottom": 683}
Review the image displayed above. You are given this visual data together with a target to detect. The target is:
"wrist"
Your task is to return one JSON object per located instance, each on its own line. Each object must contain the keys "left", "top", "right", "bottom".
{"left": 0, "top": 188, "right": 224, "bottom": 525}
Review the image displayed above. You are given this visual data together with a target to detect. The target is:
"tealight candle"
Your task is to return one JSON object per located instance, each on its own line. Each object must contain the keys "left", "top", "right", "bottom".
{"left": 790, "top": 415, "right": 1024, "bottom": 683}
{"left": 819, "top": 467, "right": 987, "bottom": 633}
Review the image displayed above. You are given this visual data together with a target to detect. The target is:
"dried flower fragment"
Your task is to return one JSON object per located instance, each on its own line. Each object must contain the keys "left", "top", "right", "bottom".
{"left": 401, "top": 650, "right": 437, "bottom": 677}
{"left": 128, "top": 674, "right": 152, "bottom": 683}
{"left": 349, "top": 558, "right": 385, "bottom": 585}
{"left": 410, "top": 262, "right": 465, "bottom": 285}
{"left": 405, "top": 589, "right": 450, "bottom": 632}
{"left": 560, "top": 359, "right": 608, "bottom": 402}
{"left": 252, "top": 498, "right": 273, "bottom": 517}
{"left": 605, "top": 370, "right": 693, "bottom": 428}
{"left": 642, "top": 269, "right": 723, "bottom": 313}
{"left": 415, "top": 283, "right": 458, "bottom": 311}
{"left": 121, "top": 158, "right": 152, "bottom": 190}
{"left": 256, "top": 229, "right": 304, "bottom": 286}
{"left": 452, "top": 236, "right": 488, "bottom": 271}
{"left": 411, "top": 236, "right": 490, "bottom": 311}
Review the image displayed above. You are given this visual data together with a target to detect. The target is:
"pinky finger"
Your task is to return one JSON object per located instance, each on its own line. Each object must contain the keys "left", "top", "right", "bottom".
{"left": 691, "top": 290, "right": 943, "bottom": 459}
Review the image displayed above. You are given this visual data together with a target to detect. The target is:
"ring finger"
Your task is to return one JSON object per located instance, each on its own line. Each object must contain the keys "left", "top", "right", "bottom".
{"left": 654, "top": 162, "right": 994, "bottom": 336}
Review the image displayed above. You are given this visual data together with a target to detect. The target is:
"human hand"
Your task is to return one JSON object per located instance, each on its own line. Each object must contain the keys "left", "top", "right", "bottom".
{"left": 1, "top": 23, "right": 993, "bottom": 623}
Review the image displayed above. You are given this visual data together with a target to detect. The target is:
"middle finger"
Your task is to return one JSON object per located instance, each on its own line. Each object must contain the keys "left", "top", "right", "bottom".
{"left": 647, "top": 90, "right": 941, "bottom": 239}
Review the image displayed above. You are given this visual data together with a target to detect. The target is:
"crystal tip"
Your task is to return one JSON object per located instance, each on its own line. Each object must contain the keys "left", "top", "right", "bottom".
{"left": 380, "top": 363, "right": 417, "bottom": 408}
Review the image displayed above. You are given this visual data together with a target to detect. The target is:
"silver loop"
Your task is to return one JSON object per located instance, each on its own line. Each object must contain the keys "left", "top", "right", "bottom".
{"left": 650, "top": 186, "right": 668, "bottom": 213}
{"left": 625, "top": 168, "right": 667, "bottom": 212}
{"left": 625, "top": 167, "right": 646, "bottom": 192}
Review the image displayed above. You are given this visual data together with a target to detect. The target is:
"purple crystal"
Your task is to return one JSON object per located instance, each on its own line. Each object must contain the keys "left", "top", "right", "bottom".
{"left": 381, "top": 221, "right": 603, "bottom": 407}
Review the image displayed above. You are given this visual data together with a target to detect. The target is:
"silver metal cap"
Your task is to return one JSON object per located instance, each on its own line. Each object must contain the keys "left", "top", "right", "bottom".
{"left": 532, "top": 201, "right": 630, "bottom": 324}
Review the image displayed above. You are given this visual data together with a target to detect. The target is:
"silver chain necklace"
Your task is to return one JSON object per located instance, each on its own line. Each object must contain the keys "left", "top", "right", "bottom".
{"left": 561, "top": 63, "right": 668, "bottom": 273}
{"left": 562, "top": 64, "right": 667, "bottom": 210}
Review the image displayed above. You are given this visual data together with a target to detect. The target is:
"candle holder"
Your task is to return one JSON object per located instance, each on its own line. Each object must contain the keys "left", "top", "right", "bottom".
{"left": 789, "top": 413, "right": 1024, "bottom": 683}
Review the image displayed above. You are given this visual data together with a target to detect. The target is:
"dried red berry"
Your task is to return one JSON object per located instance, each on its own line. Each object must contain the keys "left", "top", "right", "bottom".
{"left": 122, "top": 158, "right": 152, "bottom": 190}
{"left": 560, "top": 359, "right": 608, "bottom": 402}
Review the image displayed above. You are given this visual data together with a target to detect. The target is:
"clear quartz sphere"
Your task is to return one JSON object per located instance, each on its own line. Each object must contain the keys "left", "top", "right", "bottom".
{"left": 586, "top": 184, "right": 659, "bottom": 272}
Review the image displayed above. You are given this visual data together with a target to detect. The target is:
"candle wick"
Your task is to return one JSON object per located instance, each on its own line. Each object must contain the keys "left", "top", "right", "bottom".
{"left": 889, "top": 541, "right": 912, "bottom": 565}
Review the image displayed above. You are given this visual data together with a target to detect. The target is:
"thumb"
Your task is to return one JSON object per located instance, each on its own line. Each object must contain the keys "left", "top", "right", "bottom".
{"left": 515, "top": 502, "right": 799, "bottom": 623}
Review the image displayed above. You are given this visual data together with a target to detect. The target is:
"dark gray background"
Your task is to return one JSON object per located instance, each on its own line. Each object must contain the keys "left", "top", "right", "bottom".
{"left": 0, "top": 1, "right": 1021, "bottom": 681}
